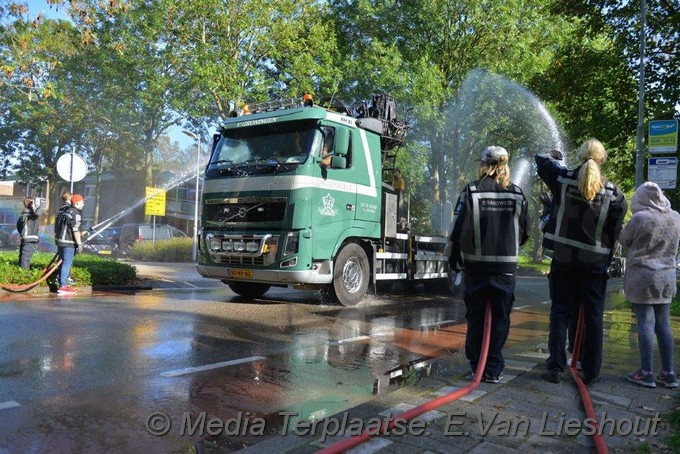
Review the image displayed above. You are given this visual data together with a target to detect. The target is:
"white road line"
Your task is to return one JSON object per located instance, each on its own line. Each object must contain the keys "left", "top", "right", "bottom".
{"left": 540, "top": 300, "right": 552, "bottom": 305}
{"left": 0, "top": 401, "right": 20, "bottom": 411}
{"left": 421, "top": 320, "right": 458, "bottom": 329}
{"left": 180, "top": 281, "right": 199, "bottom": 288}
{"left": 161, "top": 356, "right": 265, "bottom": 377}
{"left": 513, "top": 305, "right": 530, "bottom": 311}
{"left": 329, "top": 335, "right": 370, "bottom": 345}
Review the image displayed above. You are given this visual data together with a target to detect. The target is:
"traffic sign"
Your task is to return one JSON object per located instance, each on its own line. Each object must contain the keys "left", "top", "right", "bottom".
{"left": 145, "top": 187, "right": 166, "bottom": 216}
{"left": 648, "top": 157, "right": 677, "bottom": 189}
{"left": 649, "top": 120, "right": 678, "bottom": 153}
{"left": 56, "top": 153, "right": 88, "bottom": 182}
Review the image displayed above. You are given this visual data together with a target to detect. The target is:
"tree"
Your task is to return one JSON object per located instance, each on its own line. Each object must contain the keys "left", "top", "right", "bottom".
{"left": 331, "top": 0, "right": 571, "bottom": 211}
{"left": 159, "top": 0, "right": 339, "bottom": 122}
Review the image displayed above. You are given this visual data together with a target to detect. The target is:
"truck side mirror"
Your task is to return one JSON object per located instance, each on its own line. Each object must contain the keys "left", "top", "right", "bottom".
{"left": 334, "top": 128, "right": 350, "bottom": 157}
{"left": 331, "top": 156, "right": 347, "bottom": 169}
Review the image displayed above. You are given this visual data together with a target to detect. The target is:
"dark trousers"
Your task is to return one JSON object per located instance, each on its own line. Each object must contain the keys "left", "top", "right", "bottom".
{"left": 19, "top": 241, "right": 37, "bottom": 269}
{"left": 547, "top": 267, "right": 608, "bottom": 380}
{"left": 464, "top": 273, "right": 515, "bottom": 377}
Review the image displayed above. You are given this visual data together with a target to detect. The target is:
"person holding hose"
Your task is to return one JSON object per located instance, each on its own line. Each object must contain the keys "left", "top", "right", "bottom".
{"left": 619, "top": 182, "right": 680, "bottom": 388}
{"left": 449, "top": 145, "right": 529, "bottom": 383}
{"left": 17, "top": 197, "right": 45, "bottom": 269}
{"left": 536, "top": 138, "right": 627, "bottom": 385}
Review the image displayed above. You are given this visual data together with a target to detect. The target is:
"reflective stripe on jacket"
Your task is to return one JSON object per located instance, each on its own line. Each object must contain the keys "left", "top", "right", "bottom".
{"left": 449, "top": 176, "right": 529, "bottom": 274}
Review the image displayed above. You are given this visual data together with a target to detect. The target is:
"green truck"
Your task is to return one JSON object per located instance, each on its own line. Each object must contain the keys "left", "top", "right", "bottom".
{"left": 196, "top": 96, "right": 455, "bottom": 306}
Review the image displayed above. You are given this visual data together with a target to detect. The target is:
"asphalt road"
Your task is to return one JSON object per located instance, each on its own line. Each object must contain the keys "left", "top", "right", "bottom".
{"left": 0, "top": 276, "right": 623, "bottom": 452}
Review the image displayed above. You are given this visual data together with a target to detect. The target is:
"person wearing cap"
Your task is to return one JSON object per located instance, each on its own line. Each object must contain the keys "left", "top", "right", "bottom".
{"left": 448, "top": 145, "right": 529, "bottom": 384}
{"left": 619, "top": 182, "right": 680, "bottom": 389}
{"left": 535, "top": 138, "right": 627, "bottom": 385}
{"left": 54, "top": 193, "right": 85, "bottom": 294}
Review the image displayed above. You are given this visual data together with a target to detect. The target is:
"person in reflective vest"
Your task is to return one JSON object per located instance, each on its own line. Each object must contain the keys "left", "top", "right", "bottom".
{"left": 535, "top": 138, "right": 627, "bottom": 385}
{"left": 449, "top": 145, "right": 529, "bottom": 383}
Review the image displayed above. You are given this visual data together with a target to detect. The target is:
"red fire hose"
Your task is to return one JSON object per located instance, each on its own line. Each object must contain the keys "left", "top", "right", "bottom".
{"left": 1, "top": 253, "right": 62, "bottom": 293}
{"left": 569, "top": 304, "right": 608, "bottom": 454}
{"left": 317, "top": 302, "right": 493, "bottom": 454}
{"left": 319, "top": 300, "right": 609, "bottom": 454}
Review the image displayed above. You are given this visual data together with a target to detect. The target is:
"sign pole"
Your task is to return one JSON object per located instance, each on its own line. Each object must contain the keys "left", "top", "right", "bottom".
{"left": 70, "top": 149, "right": 75, "bottom": 193}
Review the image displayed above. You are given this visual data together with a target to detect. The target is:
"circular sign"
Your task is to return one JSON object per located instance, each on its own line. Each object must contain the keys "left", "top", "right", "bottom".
{"left": 56, "top": 153, "right": 88, "bottom": 182}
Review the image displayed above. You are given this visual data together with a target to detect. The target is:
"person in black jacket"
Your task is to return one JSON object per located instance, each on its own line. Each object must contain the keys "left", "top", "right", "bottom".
{"left": 54, "top": 193, "right": 85, "bottom": 294}
{"left": 535, "top": 138, "right": 627, "bottom": 385}
{"left": 17, "top": 197, "right": 45, "bottom": 269}
{"left": 449, "top": 145, "right": 529, "bottom": 383}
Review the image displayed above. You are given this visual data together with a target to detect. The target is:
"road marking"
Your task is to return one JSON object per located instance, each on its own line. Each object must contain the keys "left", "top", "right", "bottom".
{"left": 540, "top": 300, "right": 552, "bottom": 305}
{"left": 513, "top": 305, "right": 530, "bottom": 311}
{"left": 420, "top": 320, "right": 458, "bottom": 329}
{"left": 329, "top": 335, "right": 370, "bottom": 345}
{"left": 0, "top": 401, "right": 20, "bottom": 411}
{"left": 180, "top": 281, "right": 199, "bottom": 288}
{"left": 161, "top": 356, "right": 265, "bottom": 377}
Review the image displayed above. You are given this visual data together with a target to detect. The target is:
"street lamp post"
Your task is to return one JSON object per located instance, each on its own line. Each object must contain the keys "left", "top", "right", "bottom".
{"left": 182, "top": 130, "right": 201, "bottom": 262}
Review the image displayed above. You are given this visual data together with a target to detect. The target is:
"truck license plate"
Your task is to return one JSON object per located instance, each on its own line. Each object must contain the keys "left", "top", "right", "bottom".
{"left": 229, "top": 269, "right": 253, "bottom": 279}
{"left": 99, "top": 250, "right": 112, "bottom": 255}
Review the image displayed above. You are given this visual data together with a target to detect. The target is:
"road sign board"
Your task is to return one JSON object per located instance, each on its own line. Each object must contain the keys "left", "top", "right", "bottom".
{"left": 648, "top": 157, "right": 677, "bottom": 189}
{"left": 649, "top": 120, "right": 678, "bottom": 153}
{"left": 145, "top": 187, "right": 166, "bottom": 216}
{"left": 56, "top": 153, "right": 88, "bottom": 182}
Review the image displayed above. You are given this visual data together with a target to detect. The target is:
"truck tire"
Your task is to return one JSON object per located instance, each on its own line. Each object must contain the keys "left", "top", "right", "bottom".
{"left": 226, "top": 281, "right": 271, "bottom": 298}
{"left": 324, "top": 243, "right": 370, "bottom": 306}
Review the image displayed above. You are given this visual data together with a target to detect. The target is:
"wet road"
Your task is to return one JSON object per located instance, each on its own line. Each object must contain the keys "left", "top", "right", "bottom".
{"left": 0, "top": 277, "right": 622, "bottom": 452}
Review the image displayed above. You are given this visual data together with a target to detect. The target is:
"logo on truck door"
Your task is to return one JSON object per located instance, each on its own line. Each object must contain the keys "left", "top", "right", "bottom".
{"left": 318, "top": 193, "right": 338, "bottom": 216}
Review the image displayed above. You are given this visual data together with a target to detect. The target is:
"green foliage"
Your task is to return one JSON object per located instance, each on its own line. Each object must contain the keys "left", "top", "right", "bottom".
{"left": 670, "top": 284, "right": 680, "bottom": 317}
{"left": 517, "top": 255, "right": 551, "bottom": 275}
{"left": 0, "top": 251, "right": 136, "bottom": 288}
{"left": 127, "top": 237, "right": 193, "bottom": 262}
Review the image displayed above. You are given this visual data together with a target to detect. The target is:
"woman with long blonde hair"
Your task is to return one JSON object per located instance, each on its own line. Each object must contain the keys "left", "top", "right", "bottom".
{"left": 449, "top": 145, "right": 529, "bottom": 383}
{"left": 535, "top": 139, "right": 627, "bottom": 385}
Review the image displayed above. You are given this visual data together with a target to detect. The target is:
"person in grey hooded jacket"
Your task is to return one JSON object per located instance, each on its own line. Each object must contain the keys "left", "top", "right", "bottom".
{"left": 620, "top": 182, "right": 680, "bottom": 389}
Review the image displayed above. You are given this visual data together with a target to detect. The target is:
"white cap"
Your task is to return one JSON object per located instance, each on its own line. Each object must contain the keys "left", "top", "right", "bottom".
{"left": 480, "top": 146, "right": 508, "bottom": 163}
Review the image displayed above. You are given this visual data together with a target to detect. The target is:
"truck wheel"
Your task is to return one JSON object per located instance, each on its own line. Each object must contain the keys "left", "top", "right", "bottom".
{"left": 324, "top": 243, "right": 370, "bottom": 306}
{"left": 226, "top": 281, "right": 271, "bottom": 298}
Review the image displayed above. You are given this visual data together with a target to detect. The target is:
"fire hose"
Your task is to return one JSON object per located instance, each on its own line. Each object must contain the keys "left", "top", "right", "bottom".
{"left": 570, "top": 304, "right": 608, "bottom": 454}
{"left": 1, "top": 253, "right": 61, "bottom": 293}
{"left": 317, "top": 302, "right": 493, "bottom": 454}
{"left": 1, "top": 217, "right": 117, "bottom": 293}
{"left": 318, "top": 301, "right": 609, "bottom": 454}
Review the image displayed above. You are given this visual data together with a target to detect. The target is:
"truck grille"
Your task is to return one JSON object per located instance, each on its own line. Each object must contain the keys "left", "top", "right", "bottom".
{"left": 205, "top": 198, "right": 287, "bottom": 225}
{"left": 218, "top": 255, "right": 265, "bottom": 266}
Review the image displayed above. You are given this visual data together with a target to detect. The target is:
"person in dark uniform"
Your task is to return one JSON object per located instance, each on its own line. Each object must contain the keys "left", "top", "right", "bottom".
{"left": 536, "top": 138, "right": 627, "bottom": 385}
{"left": 449, "top": 145, "right": 529, "bottom": 383}
{"left": 17, "top": 197, "right": 45, "bottom": 269}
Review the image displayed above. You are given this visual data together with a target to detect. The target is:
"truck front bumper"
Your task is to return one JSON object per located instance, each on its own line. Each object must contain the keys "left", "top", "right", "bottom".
{"left": 197, "top": 261, "right": 333, "bottom": 285}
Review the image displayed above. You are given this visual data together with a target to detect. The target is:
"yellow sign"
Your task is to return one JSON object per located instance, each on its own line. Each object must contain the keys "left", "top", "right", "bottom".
{"left": 145, "top": 187, "right": 166, "bottom": 216}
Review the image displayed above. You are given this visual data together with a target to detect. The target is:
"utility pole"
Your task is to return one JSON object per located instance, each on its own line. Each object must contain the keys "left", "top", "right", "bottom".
{"left": 635, "top": 0, "right": 646, "bottom": 188}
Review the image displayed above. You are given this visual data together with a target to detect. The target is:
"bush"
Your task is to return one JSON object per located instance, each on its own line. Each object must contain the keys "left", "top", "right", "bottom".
{"left": 0, "top": 251, "right": 136, "bottom": 288}
{"left": 127, "top": 237, "right": 193, "bottom": 262}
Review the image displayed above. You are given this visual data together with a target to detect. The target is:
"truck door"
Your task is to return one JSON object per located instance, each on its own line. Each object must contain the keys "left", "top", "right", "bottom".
{"left": 311, "top": 125, "right": 356, "bottom": 259}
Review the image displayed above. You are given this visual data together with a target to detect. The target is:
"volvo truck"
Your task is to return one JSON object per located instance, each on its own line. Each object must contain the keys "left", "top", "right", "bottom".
{"left": 196, "top": 95, "right": 455, "bottom": 306}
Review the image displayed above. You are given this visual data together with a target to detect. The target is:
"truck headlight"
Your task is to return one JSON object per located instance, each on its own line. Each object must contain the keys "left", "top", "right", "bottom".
{"left": 246, "top": 242, "right": 259, "bottom": 253}
{"left": 223, "top": 241, "right": 233, "bottom": 251}
{"left": 209, "top": 237, "right": 222, "bottom": 251}
{"left": 284, "top": 232, "right": 299, "bottom": 256}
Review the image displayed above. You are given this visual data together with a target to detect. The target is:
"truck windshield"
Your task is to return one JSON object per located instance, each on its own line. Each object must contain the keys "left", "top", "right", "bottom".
{"left": 208, "top": 120, "right": 318, "bottom": 174}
